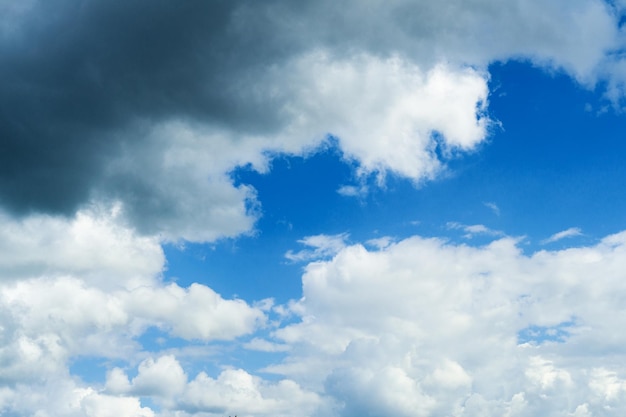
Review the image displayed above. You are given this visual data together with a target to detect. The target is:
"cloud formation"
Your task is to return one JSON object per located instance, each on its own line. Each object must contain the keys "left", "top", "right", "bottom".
{"left": 1, "top": 206, "right": 626, "bottom": 416}
{"left": 285, "top": 233, "right": 350, "bottom": 262}
{"left": 2, "top": 1, "right": 626, "bottom": 416}
{"left": 0, "top": 208, "right": 266, "bottom": 416}
{"left": 2, "top": 0, "right": 624, "bottom": 241}
{"left": 542, "top": 227, "right": 584, "bottom": 244}
{"left": 266, "top": 232, "right": 626, "bottom": 416}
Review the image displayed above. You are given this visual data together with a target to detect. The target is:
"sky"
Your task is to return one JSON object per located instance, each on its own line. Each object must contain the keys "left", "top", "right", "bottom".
{"left": 3, "top": 0, "right": 626, "bottom": 416}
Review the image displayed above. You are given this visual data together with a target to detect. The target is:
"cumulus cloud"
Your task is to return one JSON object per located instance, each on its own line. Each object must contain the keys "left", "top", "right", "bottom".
{"left": 4, "top": 223, "right": 626, "bottom": 416}
{"left": 106, "top": 355, "right": 187, "bottom": 398}
{"left": 2, "top": 1, "right": 626, "bottom": 416}
{"left": 107, "top": 356, "right": 321, "bottom": 417}
{"left": 267, "top": 232, "right": 626, "bottom": 416}
{"left": 179, "top": 368, "right": 321, "bottom": 416}
{"left": 0, "top": 204, "right": 163, "bottom": 287}
{"left": 0, "top": 1, "right": 489, "bottom": 241}
{"left": 0, "top": 209, "right": 266, "bottom": 416}
{"left": 2, "top": 0, "right": 623, "bottom": 241}
{"left": 0, "top": 379, "right": 155, "bottom": 417}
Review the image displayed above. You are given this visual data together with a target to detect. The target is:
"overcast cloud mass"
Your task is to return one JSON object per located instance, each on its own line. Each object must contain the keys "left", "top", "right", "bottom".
{"left": 2, "top": 0, "right": 626, "bottom": 416}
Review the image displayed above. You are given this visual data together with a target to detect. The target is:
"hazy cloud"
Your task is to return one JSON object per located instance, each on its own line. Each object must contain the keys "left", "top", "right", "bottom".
{"left": 484, "top": 202, "right": 501, "bottom": 216}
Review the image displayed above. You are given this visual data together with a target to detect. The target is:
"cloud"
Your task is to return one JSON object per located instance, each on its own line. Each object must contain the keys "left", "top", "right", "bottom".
{"left": 2, "top": 1, "right": 626, "bottom": 416}
{"left": 365, "top": 236, "right": 395, "bottom": 250}
{"left": 0, "top": 204, "right": 163, "bottom": 287}
{"left": 106, "top": 355, "right": 187, "bottom": 398}
{"left": 267, "top": 232, "right": 626, "bottom": 416}
{"left": 0, "top": 1, "right": 490, "bottom": 241}
{"left": 285, "top": 56, "right": 490, "bottom": 182}
{"left": 179, "top": 368, "right": 321, "bottom": 417}
{"left": 484, "top": 202, "right": 501, "bottom": 216}
{"left": 125, "top": 283, "right": 265, "bottom": 341}
{"left": 4, "top": 224, "right": 626, "bottom": 415}
{"left": 0, "top": 380, "right": 155, "bottom": 417}
{"left": 243, "top": 338, "right": 291, "bottom": 353}
{"left": 337, "top": 184, "right": 369, "bottom": 198}
{"left": 541, "top": 227, "right": 584, "bottom": 244}
{"left": 446, "top": 221, "right": 504, "bottom": 238}
{"left": 285, "top": 233, "right": 350, "bottom": 262}
{"left": 2, "top": 0, "right": 623, "bottom": 242}
{"left": 0, "top": 208, "right": 266, "bottom": 416}
{"left": 105, "top": 357, "right": 321, "bottom": 417}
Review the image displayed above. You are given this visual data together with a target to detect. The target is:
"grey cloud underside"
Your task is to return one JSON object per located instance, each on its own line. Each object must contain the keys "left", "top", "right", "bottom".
{"left": 0, "top": 0, "right": 621, "bottom": 224}
{"left": 1, "top": 0, "right": 296, "bottom": 215}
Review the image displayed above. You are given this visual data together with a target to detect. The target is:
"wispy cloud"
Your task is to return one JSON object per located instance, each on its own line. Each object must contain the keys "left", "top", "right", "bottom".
{"left": 365, "top": 236, "right": 395, "bottom": 249}
{"left": 243, "top": 338, "right": 291, "bottom": 352}
{"left": 447, "top": 222, "right": 504, "bottom": 239}
{"left": 484, "top": 202, "right": 500, "bottom": 216}
{"left": 285, "top": 233, "right": 349, "bottom": 262}
{"left": 337, "top": 184, "right": 369, "bottom": 198}
{"left": 541, "top": 227, "right": 583, "bottom": 244}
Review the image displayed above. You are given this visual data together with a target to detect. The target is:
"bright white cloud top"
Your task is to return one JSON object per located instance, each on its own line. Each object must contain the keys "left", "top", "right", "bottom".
{"left": 2, "top": 0, "right": 626, "bottom": 416}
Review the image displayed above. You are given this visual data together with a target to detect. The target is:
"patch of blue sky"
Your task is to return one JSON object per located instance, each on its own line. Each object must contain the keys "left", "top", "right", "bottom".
{"left": 69, "top": 356, "right": 127, "bottom": 385}
{"left": 483, "top": 62, "right": 626, "bottom": 242}
{"left": 222, "top": 342, "right": 291, "bottom": 382}
{"left": 132, "top": 325, "right": 291, "bottom": 381}
{"left": 163, "top": 238, "right": 305, "bottom": 305}
{"left": 518, "top": 320, "right": 577, "bottom": 345}
{"left": 139, "top": 398, "right": 161, "bottom": 414}
{"left": 136, "top": 325, "right": 190, "bottom": 353}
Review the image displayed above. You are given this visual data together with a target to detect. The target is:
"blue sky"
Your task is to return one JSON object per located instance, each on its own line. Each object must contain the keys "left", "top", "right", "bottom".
{"left": 3, "top": 1, "right": 626, "bottom": 416}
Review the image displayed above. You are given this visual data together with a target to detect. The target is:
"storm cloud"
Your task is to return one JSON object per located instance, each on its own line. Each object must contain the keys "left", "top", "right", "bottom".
{"left": 1, "top": 0, "right": 287, "bottom": 213}
{"left": 0, "top": 0, "right": 622, "bottom": 240}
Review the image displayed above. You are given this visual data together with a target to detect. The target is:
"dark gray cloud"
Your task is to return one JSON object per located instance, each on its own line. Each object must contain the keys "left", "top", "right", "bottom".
{"left": 0, "top": 0, "right": 298, "bottom": 216}
{"left": 0, "top": 0, "right": 620, "bottom": 232}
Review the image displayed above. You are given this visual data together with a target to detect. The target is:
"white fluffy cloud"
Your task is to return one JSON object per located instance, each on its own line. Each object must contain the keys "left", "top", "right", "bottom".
{"left": 179, "top": 368, "right": 321, "bottom": 417}
{"left": 266, "top": 232, "right": 626, "bottom": 416}
{"left": 0, "top": 205, "right": 163, "bottom": 288}
{"left": 280, "top": 54, "right": 491, "bottom": 182}
{"left": 106, "top": 355, "right": 187, "bottom": 399}
{"left": 0, "top": 208, "right": 266, "bottom": 416}
{"left": 105, "top": 355, "right": 321, "bottom": 417}
{"left": 3, "top": 207, "right": 626, "bottom": 417}
{"left": 0, "top": 380, "right": 155, "bottom": 417}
